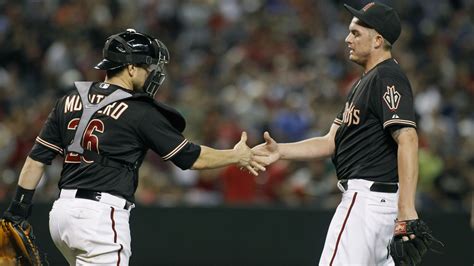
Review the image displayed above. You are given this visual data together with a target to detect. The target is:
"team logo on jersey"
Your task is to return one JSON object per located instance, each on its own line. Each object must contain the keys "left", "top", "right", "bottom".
{"left": 342, "top": 102, "right": 360, "bottom": 126}
{"left": 383, "top": 85, "right": 401, "bottom": 111}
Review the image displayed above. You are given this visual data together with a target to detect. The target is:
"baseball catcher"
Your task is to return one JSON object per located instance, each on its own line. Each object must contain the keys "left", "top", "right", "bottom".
{"left": 1, "top": 187, "right": 45, "bottom": 266}
{"left": 389, "top": 219, "right": 443, "bottom": 265}
{"left": 2, "top": 28, "right": 263, "bottom": 264}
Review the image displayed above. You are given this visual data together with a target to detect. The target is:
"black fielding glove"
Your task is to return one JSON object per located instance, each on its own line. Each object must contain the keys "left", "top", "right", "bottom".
{"left": 389, "top": 219, "right": 444, "bottom": 265}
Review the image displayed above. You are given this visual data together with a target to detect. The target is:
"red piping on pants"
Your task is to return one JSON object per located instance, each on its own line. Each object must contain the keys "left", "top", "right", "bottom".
{"left": 110, "top": 207, "right": 122, "bottom": 266}
{"left": 330, "top": 192, "right": 358, "bottom": 266}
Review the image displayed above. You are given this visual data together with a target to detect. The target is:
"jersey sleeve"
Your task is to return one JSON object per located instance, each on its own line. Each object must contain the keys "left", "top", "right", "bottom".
{"left": 29, "top": 99, "right": 64, "bottom": 165}
{"left": 137, "top": 110, "right": 200, "bottom": 170}
{"left": 371, "top": 71, "right": 416, "bottom": 130}
{"left": 334, "top": 107, "right": 344, "bottom": 126}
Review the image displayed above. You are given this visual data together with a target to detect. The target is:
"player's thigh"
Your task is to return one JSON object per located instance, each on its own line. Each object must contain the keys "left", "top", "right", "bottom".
{"left": 367, "top": 192, "right": 397, "bottom": 265}
{"left": 320, "top": 191, "right": 369, "bottom": 264}
{"left": 76, "top": 205, "right": 131, "bottom": 265}
{"left": 49, "top": 199, "right": 84, "bottom": 265}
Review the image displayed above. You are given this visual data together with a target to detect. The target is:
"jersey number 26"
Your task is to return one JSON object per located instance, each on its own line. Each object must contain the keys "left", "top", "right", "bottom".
{"left": 65, "top": 118, "right": 104, "bottom": 163}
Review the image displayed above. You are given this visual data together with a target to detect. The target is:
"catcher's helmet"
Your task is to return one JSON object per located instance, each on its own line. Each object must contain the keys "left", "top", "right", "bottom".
{"left": 95, "top": 28, "right": 170, "bottom": 97}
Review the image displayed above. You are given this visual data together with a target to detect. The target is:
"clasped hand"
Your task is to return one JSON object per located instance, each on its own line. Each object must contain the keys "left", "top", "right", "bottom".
{"left": 233, "top": 131, "right": 281, "bottom": 176}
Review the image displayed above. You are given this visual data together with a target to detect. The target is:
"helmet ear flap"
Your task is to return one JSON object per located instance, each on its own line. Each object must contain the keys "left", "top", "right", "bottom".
{"left": 139, "top": 38, "right": 169, "bottom": 97}
{"left": 143, "top": 69, "right": 166, "bottom": 98}
{"left": 152, "top": 38, "right": 170, "bottom": 64}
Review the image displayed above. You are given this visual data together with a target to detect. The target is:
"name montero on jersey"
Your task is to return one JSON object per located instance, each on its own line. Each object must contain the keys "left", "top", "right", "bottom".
{"left": 63, "top": 94, "right": 129, "bottom": 120}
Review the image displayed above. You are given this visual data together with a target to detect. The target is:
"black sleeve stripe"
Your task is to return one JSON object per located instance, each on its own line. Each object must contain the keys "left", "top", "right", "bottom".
{"left": 36, "top": 137, "right": 64, "bottom": 155}
{"left": 334, "top": 118, "right": 343, "bottom": 126}
{"left": 383, "top": 119, "right": 416, "bottom": 129}
{"left": 162, "top": 139, "right": 189, "bottom": 161}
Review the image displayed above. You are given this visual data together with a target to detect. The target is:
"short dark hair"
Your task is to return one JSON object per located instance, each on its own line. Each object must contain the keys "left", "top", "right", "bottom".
{"left": 106, "top": 65, "right": 127, "bottom": 79}
{"left": 105, "top": 64, "right": 150, "bottom": 79}
{"left": 382, "top": 38, "right": 392, "bottom": 51}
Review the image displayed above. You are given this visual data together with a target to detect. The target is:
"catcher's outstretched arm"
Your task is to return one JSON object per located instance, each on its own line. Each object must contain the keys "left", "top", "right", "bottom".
{"left": 17, "top": 157, "right": 45, "bottom": 190}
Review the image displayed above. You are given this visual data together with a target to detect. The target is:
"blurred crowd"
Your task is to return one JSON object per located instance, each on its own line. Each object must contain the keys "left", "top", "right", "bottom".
{"left": 0, "top": 0, "right": 472, "bottom": 212}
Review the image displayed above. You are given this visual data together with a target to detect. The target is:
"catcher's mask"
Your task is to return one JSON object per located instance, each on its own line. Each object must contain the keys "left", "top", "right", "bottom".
{"left": 95, "top": 28, "right": 170, "bottom": 97}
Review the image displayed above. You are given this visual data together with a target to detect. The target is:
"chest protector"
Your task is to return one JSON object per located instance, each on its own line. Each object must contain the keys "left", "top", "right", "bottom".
{"left": 67, "top": 81, "right": 186, "bottom": 170}
{"left": 66, "top": 81, "right": 137, "bottom": 170}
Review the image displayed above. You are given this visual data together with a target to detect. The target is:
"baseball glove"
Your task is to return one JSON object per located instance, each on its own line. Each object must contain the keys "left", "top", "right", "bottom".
{"left": 0, "top": 218, "right": 44, "bottom": 266}
{"left": 389, "top": 219, "right": 443, "bottom": 265}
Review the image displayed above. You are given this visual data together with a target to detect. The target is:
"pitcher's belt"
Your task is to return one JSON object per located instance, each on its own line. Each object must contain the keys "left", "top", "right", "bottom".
{"left": 339, "top": 179, "right": 398, "bottom": 193}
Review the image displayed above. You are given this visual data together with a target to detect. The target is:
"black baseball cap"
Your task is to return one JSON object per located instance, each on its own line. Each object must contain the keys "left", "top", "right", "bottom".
{"left": 344, "top": 2, "right": 401, "bottom": 45}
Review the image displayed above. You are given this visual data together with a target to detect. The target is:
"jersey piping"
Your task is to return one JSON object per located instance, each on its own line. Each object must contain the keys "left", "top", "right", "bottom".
{"left": 36, "top": 137, "right": 64, "bottom": 155}
{"left": 162, "top": 139, "right": 189, "bottom": 160}
{"left": 383, "top": 118, "right": 416, "bottom": 128}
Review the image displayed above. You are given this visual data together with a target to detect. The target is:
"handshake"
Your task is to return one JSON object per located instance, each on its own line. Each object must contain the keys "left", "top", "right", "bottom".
{"left": 232, "top": 131, "right": 280, "bottom": 176}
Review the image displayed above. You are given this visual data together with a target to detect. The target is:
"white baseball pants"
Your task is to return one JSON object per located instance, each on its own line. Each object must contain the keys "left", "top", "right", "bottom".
{"left": 319, "top": 179, "right": 398, "bottom": 266}
{"left": 49, "top": 189, "right": 133, "bottom": 266}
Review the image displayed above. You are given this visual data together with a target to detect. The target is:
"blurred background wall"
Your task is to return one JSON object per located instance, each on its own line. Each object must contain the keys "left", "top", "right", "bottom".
{"left": 0, "top": 203, "right": 468, "bottom": 265}
{"left": 0, "top": 0, "right": 472, "bottom": 264}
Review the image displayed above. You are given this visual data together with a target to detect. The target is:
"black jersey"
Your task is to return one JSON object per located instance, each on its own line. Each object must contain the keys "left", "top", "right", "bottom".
{"left": 332, "top": 59, "right": 416, "bottom": 182}
{"left": 29, "top": 82, "right": 201, "bottom": 202}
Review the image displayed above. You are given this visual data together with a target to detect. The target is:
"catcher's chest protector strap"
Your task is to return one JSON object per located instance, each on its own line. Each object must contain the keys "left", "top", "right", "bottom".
{"left": 67, "top": 81, "right": 132, "bottom": 154}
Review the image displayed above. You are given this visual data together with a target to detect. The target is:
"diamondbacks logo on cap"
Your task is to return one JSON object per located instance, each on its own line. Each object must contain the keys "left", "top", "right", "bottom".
{"left": 383, "top": 85, "right": 401, "bottom": 111}
{"left": 362, "top": 2, "right": 375, "bottom": 11}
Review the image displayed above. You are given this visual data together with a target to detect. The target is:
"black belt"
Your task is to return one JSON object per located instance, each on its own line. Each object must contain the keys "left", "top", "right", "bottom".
{"left": 340, "top": 180, "right": 398, "bottom": 193}
{"left": 75, "top": 189, "right": 133, "bottom": 210}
